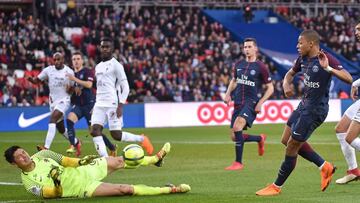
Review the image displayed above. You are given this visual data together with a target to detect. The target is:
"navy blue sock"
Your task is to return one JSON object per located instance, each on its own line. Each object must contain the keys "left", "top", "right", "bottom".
{"left": 102, "top": 134, "right": 115, "bottom": 151}
{"left": 274, "top": 155, "right": 297, "bottom": 186}
{"left": 243, "top": 134, "right": 261, "bottom": 142}
{"left": 234, "top": 131, "right": 244, "bottom": 163}
{"left": 298, "top": 142, "right": 325, "bottom": 167}
{"left": 66, "top": 119, "right": 76, "bottom": 146}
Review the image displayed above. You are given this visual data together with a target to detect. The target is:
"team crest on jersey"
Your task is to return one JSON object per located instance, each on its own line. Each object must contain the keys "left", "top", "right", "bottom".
{"left": 312, "top": 65, "right": 319, "bottom": 72}
{"left": 250, "top": 70, "right": 256, "bottom": 75}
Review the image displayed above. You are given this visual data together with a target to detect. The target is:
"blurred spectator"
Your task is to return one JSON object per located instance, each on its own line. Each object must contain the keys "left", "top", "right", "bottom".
{"left": 1, "top": 4, "right": 357, "bottom": 107}
{"left": 243, "top": 5, "right": 254, "bottom": 23}
{"left": 143, "top": 90, "right": 159, "bottom": 103}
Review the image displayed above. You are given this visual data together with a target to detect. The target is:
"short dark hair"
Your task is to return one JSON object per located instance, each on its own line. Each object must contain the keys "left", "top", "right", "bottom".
{"left": 300, "top": 30, "right": 320, "bottom": 45}
{"left": 244, "top": 38, "right": 257, "bottom": 46}
{"left": 4, "top": 146, "right": 21, "bottom": 163}
{"left": 72, "top": 51, "right": 83, "bottom": 57}
{"left": 100, "top": 37, "right": 113, "bottom": 44}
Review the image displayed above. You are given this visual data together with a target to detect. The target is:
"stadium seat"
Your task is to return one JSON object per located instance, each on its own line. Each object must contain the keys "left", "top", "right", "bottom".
{"left": 71, "top": 34, "right": 84, "bottom": 49}
{"left": 86, "top": 44, "right": 96, "bottom": 58}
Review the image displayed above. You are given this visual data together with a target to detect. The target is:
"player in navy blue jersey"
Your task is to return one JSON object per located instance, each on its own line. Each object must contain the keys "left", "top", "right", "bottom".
{"left": 224, "top": 38, "right": 274, "bottom": 170}
{"left": 256, "top": 30, "right": 353, "bottom": 196}
{"left": 65, "top": 51, "right": 117, "bottom": 157}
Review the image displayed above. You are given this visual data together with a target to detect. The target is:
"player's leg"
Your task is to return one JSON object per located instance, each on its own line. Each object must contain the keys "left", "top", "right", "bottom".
{"left": 225, "top": 110, "right": 247, "bottom": 170}
{"left": 110, "top": 130, "right": 153, "bottom": 155}
{"left": 335, "top": 110, "right": 360, "bottom": 184}
{"left": 346, "top": 109, "right": 360, "bottom": 151}
{"left": 290, "top": 112, "right": 335, "bottom": 191}
{"left": 56, "top": 119, "right": 67, "bottom": 137}
{"left": 42, "top": 109, "right": 63, "bottom": 149}
{"left": 66, "top": 109, "right": 82, "bottom": 156}
{"left": 346, "top": 120, "right": 360, "bottom": 151}
{"left": 91, "top": 183, "right": 190, "bottom": 197}
{"left": 106, "top": 108, "right": 153, "bottom": 155}
{"left": 54, "top": 100, "right": 72, "bottom": 141}
{"left": 84, "top": 106, "right": 117, "bottom": 156}
{"left": 90, "top": 106, "right": 108, "bottom": 157}
{"left": 104, "top": 143, "right": 170, "bottom": 173}
{"left": 102, "top": 134, "right": 117, "bottom": 156}
{"left": 256, "top": 134, "right": 302, "bottom": 196}
{"left": 242, "top": 133, "right": 266, "bottom": 156}
{"left": 257, "top": 111, "right": 334, "bottom": 195}
{"left": 282, "top": 111, "right": 325, "bottom": 169}
{"left": 141, "top": 142, "right": 171, "bottom": 167}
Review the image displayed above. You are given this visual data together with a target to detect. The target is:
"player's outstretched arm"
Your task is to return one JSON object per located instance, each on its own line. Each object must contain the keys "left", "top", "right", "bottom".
{"left": 66, "top": 73, "right": 93, "bottom": 88}
{"left": 318, "top": 51, "right": 352, "bottom": 84}
{"left": 26, "top": 76, "right": 42, "bottom": 84}
{"left": 35, "top": 150, "right": 98, "bottom": 167}
{"left": 324, "top": 67, "right": 352, "bottom": 84}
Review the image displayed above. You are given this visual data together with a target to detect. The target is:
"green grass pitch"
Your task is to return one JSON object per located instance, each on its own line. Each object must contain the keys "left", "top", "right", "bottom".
{"left": 0, "top": 123, "right": 359, "bottom": 203}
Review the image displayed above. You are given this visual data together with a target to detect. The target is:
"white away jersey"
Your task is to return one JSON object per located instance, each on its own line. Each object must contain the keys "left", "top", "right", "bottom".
{"left": 37, "top": 65, "right": 74, "bottom": 104}
{"left": 95, "top": 57, "right": 128, "bottom": 107}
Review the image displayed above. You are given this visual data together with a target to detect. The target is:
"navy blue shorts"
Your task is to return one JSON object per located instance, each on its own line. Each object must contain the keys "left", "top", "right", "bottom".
{"left": 287, "top": 109, "right": 327, "bottom": 142}
{"left": 70, "top": 103, "right": 94, "bottom": 126}
{"left": 230, "top": 105, "right": 257, "bottom": 130}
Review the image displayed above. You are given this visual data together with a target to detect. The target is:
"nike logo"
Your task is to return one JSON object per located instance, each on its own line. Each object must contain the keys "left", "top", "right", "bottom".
{"left": 243, "top": 113, "right": 248, "bottom": 117}
{"left": 18, "top": 112, "right": 51, "bottom": 128}
{"left": 293, "top": 131, "right": 301, "bottom": 136}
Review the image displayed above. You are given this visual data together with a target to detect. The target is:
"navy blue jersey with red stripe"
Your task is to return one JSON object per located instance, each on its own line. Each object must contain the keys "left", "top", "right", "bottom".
{"left": 292, "top": 51, "right": 342, "bottom": 113}
{"left": 71, "top": 68, "right": 95, "bottom": 106}
{"left": 232, "top": 60, "right": 271, "bottom": 106}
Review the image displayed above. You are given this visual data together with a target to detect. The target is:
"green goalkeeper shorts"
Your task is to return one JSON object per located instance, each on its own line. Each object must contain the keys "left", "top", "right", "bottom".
{"left": 60, "top": 157, "right": 108, "bottom": 198}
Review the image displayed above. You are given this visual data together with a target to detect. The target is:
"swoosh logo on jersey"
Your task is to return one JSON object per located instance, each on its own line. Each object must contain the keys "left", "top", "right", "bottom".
{"left": 18, "top": 112, "right": 51, "bottom": 128}
{"left": 293, "top": 131, "right": 301, "bottom": 136}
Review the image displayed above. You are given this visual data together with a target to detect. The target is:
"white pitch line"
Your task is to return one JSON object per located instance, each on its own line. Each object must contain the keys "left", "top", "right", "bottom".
{"left": 0, "top": 200, "right": 40, "bottom": 203}
{"left": 0, "top": 197, "right": 80, "bottom": 203}
{"left": 0, "top": 139, "right": 343, "bottom": 145}
{"left": 0, "top": 182, "right": 22, "bottom": 186}
{"left": 0, "top": 140, "right": 340, "bottom": 145}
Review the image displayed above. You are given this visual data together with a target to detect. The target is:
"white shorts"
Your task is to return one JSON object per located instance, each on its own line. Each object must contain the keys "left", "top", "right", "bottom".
{"left": 50, "top": 98, "right": 70, "bottom": 115}
{"left": 91, "top": 106, "right": 123, "bottom": 131}
{"left": 344, "top": 100, "right": 360, "bottom": 120}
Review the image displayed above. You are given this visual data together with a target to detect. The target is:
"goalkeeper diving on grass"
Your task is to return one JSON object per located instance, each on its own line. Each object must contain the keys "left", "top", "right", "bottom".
{"left": 4, "top": 143, "right": 190, "bottom": 199}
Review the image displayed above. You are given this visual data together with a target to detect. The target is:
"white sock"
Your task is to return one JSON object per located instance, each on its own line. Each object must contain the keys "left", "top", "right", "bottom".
{"left": 93, "top": 136, "right": 108, "bottom": 157}
{"left": 336, "top": 133, "right": 358, "bottom": 170}
{"left": 319, "top": 162, "right": 326, "bottom": 170}
{"left": 121, "top": 131, "right": 144, "bottom": 142}
{"left": 350, "top": 138, "right": 360, "bottom": 151}
{"left": 44, "top": 123, "right": 56, "bottom": 149}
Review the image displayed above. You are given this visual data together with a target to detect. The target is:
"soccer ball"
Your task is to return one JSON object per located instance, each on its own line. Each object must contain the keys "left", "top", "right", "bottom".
{"left": 122, "top": 144, "right": 145, "bottom": 167}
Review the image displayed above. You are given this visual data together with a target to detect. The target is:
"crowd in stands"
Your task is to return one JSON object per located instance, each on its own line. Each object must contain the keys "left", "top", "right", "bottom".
{"left": 0, "top": 4, "right": 357, "bottom": 107}
{"left": 277, "top": 6, "right": 360, "bottom": 63}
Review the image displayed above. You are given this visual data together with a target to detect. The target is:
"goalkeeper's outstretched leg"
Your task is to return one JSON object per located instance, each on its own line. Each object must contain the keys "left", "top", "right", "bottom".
{"left": 106, "top": 142, "right": 171, "bottom": 173}
{"left": 92, "top": 183, "right": 191, "bottom": 197}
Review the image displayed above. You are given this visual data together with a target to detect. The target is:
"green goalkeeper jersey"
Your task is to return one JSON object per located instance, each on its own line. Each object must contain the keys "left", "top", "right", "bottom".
{"left": 21, "top": 150, "right": 65, "bottom": 197}
{"left": 21, "top": 150, "right": 107, "bottom": 198}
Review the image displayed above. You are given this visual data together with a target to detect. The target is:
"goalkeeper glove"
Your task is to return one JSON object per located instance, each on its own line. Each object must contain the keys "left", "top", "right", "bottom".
{"left": 49, "top": 167, "right": 63, "bottom": 197}
{"left": 78, "top": 155, "right": 99, "bottom": 166}
{"left": 50, "top": 167, "right": 61, "bottom": 187}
